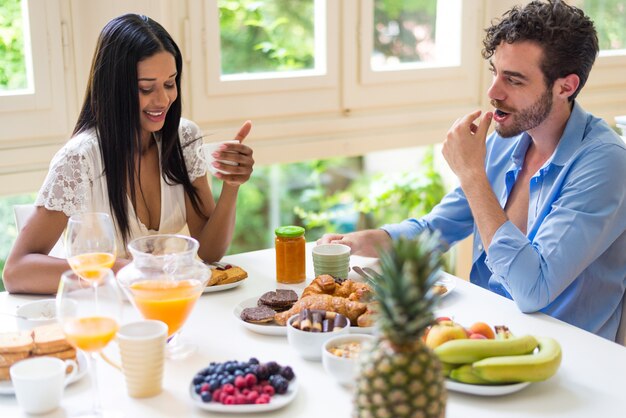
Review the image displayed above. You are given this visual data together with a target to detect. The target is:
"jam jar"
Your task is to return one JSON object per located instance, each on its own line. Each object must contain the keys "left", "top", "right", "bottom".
{"left": 275, "top": 226, "right": 306, "bottom": 284}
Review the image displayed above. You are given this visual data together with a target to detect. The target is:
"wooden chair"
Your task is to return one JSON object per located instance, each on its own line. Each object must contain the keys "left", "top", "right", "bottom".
{"left": 13, "top": 204, "right": 65, "bottom": 258}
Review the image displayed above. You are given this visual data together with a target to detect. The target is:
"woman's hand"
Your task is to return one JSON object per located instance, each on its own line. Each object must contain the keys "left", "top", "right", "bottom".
{"left": 212, "top": 120, "right": 255, "bottom": 187}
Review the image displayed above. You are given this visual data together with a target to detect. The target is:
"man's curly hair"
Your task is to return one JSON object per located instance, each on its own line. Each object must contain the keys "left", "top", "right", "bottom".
{"left": 482, "top": 0, "right": 598, "bottom": 102}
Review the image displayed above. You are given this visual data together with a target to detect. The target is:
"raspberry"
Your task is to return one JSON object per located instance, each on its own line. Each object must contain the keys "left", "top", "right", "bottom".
{"left": 235, "top": 394, "right": 247, "bottom": 405}
{"left": 257, "top": 394, "right": 271, "bottom": 404}
{"left": 262, "top": 384, "right": 275, "bottom": 396}
{"left": 200, "top": 382, "right": 210, "bottom": 393}
{"left": 246, "top": 390, "right": 259, "bottom": 404}
{"left": 234, "top": 375, "right": 247, "bottom": 389}
{"left": 244, "top": 373, "right": 257, "bottom": 387}
{"left": 223, "top": 395, "right": 236, "bottom": 405}
{"left": 212, "top": 388, "right": 222, "bottom": 402}
{"left": 222, "top": 383, "right": 235, "bottom": 395}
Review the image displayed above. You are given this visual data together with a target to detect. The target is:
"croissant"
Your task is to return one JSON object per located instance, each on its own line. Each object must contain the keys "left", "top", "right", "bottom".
{"left": 274, "top": 294, "right": 367, "bottom": 326}
{"left": 301, "top": 275, "right": 372, "bottom": 302}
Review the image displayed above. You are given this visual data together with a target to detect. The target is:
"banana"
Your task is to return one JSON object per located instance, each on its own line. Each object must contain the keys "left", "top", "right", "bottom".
{"left": 448, "top": 364, "right": 500, "bottom": 385}
{"left": 434, "top": 335, "right": 539, "bottom": 364}
{"left": 440, "top": 362, "right": 458, "bottom": 377}
{"left": 472, "top": 337, "right": 562, "bottom": 383}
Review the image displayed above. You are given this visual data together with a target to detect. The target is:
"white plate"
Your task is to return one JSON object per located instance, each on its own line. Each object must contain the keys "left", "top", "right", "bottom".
{"left": 0, "top": 350, "right": 89, "bottom": 396}
{"left": 436, "top": 275, "right": 456, "bottom": 298}
{"left": 190, "top": 378, "right": 298, "bottom": 413}
{"left": 204, "top": 277, "right": 247, "bottom": 294}
{"left": 234, "top": 297, "right": 375, "bottom": 336}
{"left": 445, "top": 379, "right": 531, "bottom": 396}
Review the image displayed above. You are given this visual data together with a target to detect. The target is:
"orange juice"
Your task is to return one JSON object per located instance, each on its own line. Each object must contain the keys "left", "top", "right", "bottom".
{"left": 128, "top": 279, "right": 203, "bottom": 336}
{"left": 68, "top": 252, "right": 116, "bottom": 279}
{"left": 63, "top": 316, "right": 119, "bottom": 352}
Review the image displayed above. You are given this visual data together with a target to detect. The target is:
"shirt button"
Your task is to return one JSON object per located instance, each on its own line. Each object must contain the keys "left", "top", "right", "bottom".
{"left": 478, "top": 244, "right": 483, "bottom": 251}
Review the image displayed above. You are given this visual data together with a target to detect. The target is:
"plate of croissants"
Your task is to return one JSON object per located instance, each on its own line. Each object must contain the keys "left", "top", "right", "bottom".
{"left": 234, "top": 275, "right": 377, "bottom": 336}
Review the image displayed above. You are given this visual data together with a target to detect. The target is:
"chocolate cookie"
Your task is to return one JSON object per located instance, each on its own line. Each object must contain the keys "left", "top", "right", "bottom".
{"left": 258, "top": 289, "right": 299, "bottom": 312}
{"left": 240, "top": 306, "right": 276, "bottom": 324}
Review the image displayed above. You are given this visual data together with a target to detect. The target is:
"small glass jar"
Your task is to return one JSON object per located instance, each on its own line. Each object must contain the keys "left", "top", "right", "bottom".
{"left": 275, "top": 226, "right": 306, "bottom": 284}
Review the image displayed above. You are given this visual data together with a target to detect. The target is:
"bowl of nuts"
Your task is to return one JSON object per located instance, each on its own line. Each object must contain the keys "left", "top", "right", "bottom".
{"left": 322, "top": 333, "right": 376, "bottom": 386}
{"left": 286, "top": 310, "right": 349, "bottom": 361}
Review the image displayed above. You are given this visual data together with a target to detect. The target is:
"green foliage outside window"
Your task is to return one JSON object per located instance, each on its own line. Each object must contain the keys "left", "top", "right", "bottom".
{"left": 218, "top": 0, "right": 315, "bottom": 74}
{"left": 577, "top": 0, "right": 626, "bottom": 50}
{"left": 0, "top": 0, "right": 27, "bottom": 90}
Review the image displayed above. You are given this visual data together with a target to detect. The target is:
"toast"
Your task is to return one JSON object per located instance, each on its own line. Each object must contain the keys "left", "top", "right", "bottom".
{"left": 217, "top": 266, "right": 248, "bottom": 285}
{"left": 0, "top": 366, "right": 10, "bottom": 381}
{"left": 0, "top": 331, "right": 34, "bottom": 354}
{"left": 207, "top": 268, "right": 228, "bottom": 286}
{"left": 0, "top": 351, "right": 30, "bottom": 367}
{"left": 32, "top": 323, "right": 72, "bottom": 355}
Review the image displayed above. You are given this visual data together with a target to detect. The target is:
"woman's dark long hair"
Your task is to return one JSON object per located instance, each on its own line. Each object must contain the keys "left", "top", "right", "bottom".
{"left": 73, "top": 14, "right": 203, "bottom": 244}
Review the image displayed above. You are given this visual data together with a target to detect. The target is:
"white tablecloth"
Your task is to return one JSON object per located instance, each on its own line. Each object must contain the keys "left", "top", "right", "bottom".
{"left": 1, "top": 245, "right": 625, "bottom": 417}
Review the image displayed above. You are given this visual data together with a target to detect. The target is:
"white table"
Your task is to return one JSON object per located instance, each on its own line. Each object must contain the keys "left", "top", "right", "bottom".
{"left": 1, "top": 246, "right": 626, "bottom": 417}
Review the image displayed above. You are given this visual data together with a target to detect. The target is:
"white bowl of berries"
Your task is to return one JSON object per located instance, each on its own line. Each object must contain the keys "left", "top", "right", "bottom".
{"left": 190, "top": 358, "right": 298, "bottom": 412}
{"left": 322, "top": 334, "right": 376, "bottom": 387}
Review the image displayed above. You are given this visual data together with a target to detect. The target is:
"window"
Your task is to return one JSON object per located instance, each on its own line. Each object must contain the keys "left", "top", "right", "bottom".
{"left": 573, "top": 0, "right": 626, "bottom": 54}
{"left": 0, "top": 0, "right": 31, "bottom": 93}
{"left": 0, "top": 0, "right": 68, "bottom": 141}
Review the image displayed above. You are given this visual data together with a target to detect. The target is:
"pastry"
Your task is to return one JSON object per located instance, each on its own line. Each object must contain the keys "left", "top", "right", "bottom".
{"left": 302, "top": 275, "right": 373, "bottom": 302}
{"left": 240, "top": 306, "right": 276, "bottom": 324}
{"left": 207, "top": 268, "right": 227, "bottom": 286}
{"left": 274, "top": 294, "right": 367, "bottom": 326}
{"left": 32, "top": 323, "right": 72, "bottom": 355}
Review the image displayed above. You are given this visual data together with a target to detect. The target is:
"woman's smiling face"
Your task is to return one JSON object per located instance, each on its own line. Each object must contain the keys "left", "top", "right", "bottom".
{"left": 137, "top": 51, "right": 178, "bottom": 141}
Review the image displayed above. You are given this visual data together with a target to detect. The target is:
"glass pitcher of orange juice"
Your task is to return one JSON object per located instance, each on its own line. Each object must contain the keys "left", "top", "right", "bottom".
{"left": 117, "top": 234, "right": 210, "bottom": 359}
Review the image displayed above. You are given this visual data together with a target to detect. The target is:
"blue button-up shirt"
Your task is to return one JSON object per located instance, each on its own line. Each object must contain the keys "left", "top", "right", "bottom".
{"left": 382, "top": 102, "right": 626, "bottom": 341}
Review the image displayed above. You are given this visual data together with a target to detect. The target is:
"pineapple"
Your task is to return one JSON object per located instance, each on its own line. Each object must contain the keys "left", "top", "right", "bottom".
{"left": 354, "top": 233, "right": 447, "bottom": 418}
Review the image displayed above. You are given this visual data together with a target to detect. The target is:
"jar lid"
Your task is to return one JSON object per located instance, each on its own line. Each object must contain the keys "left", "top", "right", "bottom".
{"left": 275, "top": 226, "right": 305, "bottom": 238}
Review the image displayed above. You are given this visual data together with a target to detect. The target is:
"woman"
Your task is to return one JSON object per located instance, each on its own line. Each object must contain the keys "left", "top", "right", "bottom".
{"left": 3, "top": 14, "right": 254, "bottom": 294}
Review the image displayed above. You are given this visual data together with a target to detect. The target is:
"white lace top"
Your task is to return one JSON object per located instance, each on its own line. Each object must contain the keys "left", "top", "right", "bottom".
{"left": 35, "top": 118, "right": 207, "bottom": 257}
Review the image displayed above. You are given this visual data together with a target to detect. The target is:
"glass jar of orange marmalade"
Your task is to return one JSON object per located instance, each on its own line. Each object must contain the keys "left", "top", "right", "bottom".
{"left": 275, "top": 226, "right": 306, "bottom": 284}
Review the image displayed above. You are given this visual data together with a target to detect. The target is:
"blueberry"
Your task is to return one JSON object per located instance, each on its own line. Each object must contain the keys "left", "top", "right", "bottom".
{"left": 193, "top": 374, "right": 205, "bottom": 385}
{"left": 200, "top": 391, "right": 212, "bottom": 403}
{"left": 234, "top": 370, "right": 244, "bottom": 376}
{"left": 225, "top": 363, "right": 237, "bottom": 373}
{"left": 194, "top": 384, "right": 203, "bottom": 394}
{"left": 266, "top": 361, "right": 280, "bottom": 375}
{"left": 280, "top": 366, "right": 295, "bottom": 381}
{"left": 248, "top": 357, "right": 259, "bottom": 365}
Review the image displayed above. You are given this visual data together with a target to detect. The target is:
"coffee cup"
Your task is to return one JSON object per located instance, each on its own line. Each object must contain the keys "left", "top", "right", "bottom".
{"left": 312, "top": 244, "right": 351, "bottom": 279}
{"left": 101, "top": 320, "right": 167, "bottom": 398}
{"left": 197, "top": 139, "right": 240, "bottom": 175}
{"left": 10, "top": 356, "right": 77, "bottom": 415}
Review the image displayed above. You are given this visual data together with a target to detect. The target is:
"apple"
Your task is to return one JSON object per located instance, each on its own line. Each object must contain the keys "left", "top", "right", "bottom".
{"left": 469, "top": 332, "right": 487, "bottom": 339}
{"left": 425, "top": 321, "right": 468, "bottom": 349}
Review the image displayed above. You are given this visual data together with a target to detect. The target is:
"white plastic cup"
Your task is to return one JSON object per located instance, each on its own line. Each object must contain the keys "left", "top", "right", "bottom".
{"left": 196, "top": 140, "right": 240, "bottom": 175}
{"left": 10, "top": 356, "right": 77, "bottom": 415}
{"left": 102, "top": 320, "right": 167, "bottom": 398}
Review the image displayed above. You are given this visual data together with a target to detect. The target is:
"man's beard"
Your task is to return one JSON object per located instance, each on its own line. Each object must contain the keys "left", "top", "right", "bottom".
{"left": 492, "top": 88, "right": 553, "bottom": 138}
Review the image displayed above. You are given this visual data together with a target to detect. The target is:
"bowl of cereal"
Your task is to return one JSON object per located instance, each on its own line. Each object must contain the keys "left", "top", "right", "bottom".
{"left": 322, "top": 334, "right": 375, "bottom": 386}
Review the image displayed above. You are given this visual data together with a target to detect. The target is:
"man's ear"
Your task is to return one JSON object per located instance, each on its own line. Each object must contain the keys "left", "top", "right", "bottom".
{"left": 554, "top": 74, "right": 580, "bottom": 100}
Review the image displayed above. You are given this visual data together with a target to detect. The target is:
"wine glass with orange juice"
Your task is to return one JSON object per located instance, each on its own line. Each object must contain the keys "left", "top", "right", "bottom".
{"left": 117, "top": 234, "right": 210, "bottom": 360}
{"left": 56, "top": 268, "right": 122, "bottom": 417}
{"left": 65, "top": 212, "right": 116, "bottom": 280}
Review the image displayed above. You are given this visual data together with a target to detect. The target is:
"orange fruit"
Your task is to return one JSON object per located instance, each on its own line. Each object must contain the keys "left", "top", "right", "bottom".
{"left": 469, "top": 322, "right": 495, "bottom": 339}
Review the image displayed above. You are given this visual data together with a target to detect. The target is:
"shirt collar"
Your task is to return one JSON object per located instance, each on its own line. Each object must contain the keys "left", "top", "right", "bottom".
{"left": 508, "top": 101, "right": 588, "bottom": 170}
{"left": 548, "top": 101, "right": 588, "bottom": 167}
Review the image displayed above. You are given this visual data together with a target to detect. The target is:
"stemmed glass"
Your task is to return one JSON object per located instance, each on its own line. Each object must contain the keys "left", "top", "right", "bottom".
{"left": 56, "top": 268, "right": 122, "bottom": 418}
{"left": 116, "top": 234, "right": 210, "bottom": 360}
{"left": 65, "top": 212, "right": 116, "bottom": 280}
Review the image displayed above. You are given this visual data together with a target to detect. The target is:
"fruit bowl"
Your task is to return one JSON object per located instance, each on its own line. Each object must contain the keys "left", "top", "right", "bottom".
{"left": 322, "top": 334, "right": 376, "bottom": 386}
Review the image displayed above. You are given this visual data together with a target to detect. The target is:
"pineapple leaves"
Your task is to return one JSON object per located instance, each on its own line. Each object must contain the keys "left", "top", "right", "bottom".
{"left": 370, "top": 232, "right": 445, "bottom": 344}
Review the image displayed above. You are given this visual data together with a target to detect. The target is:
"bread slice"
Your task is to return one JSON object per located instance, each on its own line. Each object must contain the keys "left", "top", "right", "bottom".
{"left": 0, "top": 351, "right": 30, "bottom": 367}
{"left": 32, "top": 323, "right": 72, "bottom": 355}
{"left": 207, "top": 268, "right": 227, "bottom": 286}
{"left": 0, "top": 331, "right": 34, "bottom": 354}
{"left": 34, "top": 347, "right": 77, "bottom": 361}
{"left": 217, "top": 266, "right": 248, "bottom": 285}
{"left": 0, "top": 366, "right": 10, "bottom": 381}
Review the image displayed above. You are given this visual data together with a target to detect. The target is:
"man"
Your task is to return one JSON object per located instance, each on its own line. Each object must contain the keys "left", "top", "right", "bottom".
{"left": 319, "top": 0, "right": 626, "bottom": 341}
